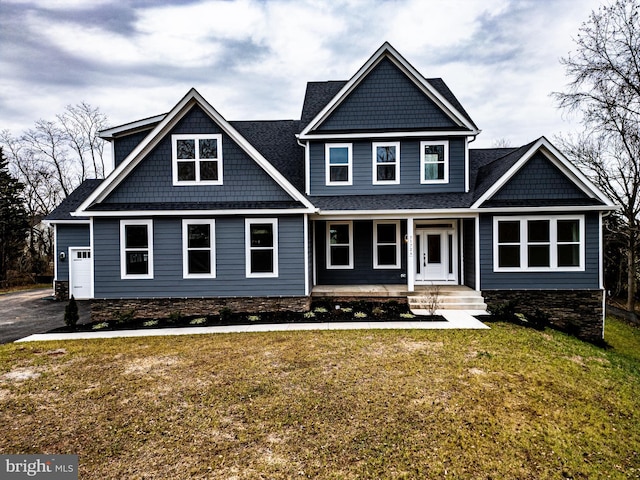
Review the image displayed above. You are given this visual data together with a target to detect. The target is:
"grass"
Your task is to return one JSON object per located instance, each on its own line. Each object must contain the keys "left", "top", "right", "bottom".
{"left": 0, "top": 318, "right": 639, "bottom": 479}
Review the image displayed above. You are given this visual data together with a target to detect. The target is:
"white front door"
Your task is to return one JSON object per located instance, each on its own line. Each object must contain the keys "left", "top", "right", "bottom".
{"left": 415, "top": 228, "right": 456, "bottom": 283}
{"left": 69, "top": 248, "right": 92, "bottom": 299}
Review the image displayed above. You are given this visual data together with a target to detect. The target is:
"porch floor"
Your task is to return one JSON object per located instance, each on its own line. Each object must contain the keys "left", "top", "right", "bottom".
{"left": 311, "top": 284, "right": 410, "bottom": 297}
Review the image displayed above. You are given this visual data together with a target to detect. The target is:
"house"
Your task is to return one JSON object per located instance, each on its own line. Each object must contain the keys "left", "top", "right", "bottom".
{"left": 45, "top": 43, "right": 615, "bottom": 341}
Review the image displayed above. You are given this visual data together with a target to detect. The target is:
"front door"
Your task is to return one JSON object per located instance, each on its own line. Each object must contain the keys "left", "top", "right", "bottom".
{"left": 415, "top": 227, "right": 456, "bottom": 283}
{"left": 69, "top": 248, "right": 92, "bottom": 299}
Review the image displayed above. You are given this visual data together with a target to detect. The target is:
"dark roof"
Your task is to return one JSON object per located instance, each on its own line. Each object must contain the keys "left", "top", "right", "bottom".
{"left": 44, "top": 179, "right": 103, "bottom": 221}
{"left": 426, "top": 78, "right": 477, "bottom": 130}
{"left": 308, "top": 192, "right": 475, "bottom": 210}
{"left": 86, "top": 201, "right": 304, "bottom": 211}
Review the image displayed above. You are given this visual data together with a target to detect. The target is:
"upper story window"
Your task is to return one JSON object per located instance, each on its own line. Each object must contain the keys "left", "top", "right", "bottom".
{"left": 172, "top": 134, "right": 223, "bottom": 186}
{"left": 420, "top": 140, "right": 449, "bottom": 184}
{"left": 372, "top": 142, "right": 400, "bottom": 185}
{"left": 182, "top": 219, "right": 216, "bottom": 278}
{"left": 494, "top": 215, "right": 584, "bottom": 272}
{"left": 120, "top": 219, "right": 153, "bottom": 279}
{"left": 325, "top": 143, "right": 352, "bottom": 186}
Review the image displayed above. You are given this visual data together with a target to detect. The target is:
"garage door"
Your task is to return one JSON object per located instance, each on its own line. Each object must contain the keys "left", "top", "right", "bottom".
{"left": 69, "top": 248, "right": 92, "bottom": 299}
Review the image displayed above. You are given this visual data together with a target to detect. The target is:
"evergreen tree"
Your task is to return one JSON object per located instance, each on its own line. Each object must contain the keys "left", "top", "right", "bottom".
{"left": 0, "top": 147, "right": 29, "bottom": 284}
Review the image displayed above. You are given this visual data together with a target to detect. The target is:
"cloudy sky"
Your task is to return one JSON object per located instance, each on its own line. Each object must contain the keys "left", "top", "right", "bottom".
{"left": 1, "top": 0, "right": 604, "bottom": 148}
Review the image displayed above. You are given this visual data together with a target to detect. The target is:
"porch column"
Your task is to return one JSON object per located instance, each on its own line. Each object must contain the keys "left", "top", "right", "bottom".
{"left": 407, "top": 217, "right": 415, "bottom": 292}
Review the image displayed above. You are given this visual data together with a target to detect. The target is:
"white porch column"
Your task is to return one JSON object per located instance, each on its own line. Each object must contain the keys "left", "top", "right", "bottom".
{"left": 407, "top": 217, "right": 415, "bottom": 292}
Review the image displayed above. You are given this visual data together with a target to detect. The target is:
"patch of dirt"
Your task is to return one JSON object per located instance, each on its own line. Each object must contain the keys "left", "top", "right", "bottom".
{"left": 1, "top": 367, "right": 41, "bottom": 382}
{"left": 469, "top": 368, "right": 486, "bottom": 375}
{"left": 123, "top": 356, "right": 181, "bottom": 375}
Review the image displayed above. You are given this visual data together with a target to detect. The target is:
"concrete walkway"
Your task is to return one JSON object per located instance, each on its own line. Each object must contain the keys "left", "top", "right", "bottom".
{"left": 16, "top": 311, "right": 489, "bottom": 342}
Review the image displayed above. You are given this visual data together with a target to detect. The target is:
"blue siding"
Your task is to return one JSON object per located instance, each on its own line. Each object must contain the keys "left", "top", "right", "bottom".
{"left": 309, "top": 138, "right": 465, "bottom": 195}
{"left": 56, "top": 224, "right": 90, "bottom": 281}
{"left": 491, "top": 153, "right": 588, "bottom": 202}
{"left": 317, "top": 58, "right": 457, "bottom": 131}
{"left": 462, "top": 218, "right": 476, "bottom": 289}
{"left": 479, "top": 212, "right": 600, "bottom": 290}
{"left": 314, "top": 220, "right": 407, "bottom": 285}
{"left": 93, "top": 216, "right": 306, "bottom": 298}
{"left": 113, "top": 129, "right": 153, "bottom": 168}
{"left": 104, "top": 106, "right": 294, "bottom": 204}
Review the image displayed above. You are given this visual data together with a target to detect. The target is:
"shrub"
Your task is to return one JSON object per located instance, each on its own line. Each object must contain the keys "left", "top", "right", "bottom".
{"left": 143, "top": 320, "right": 159, "bottom": 327}
{"left": 372, "top": 307, "right": 385, "bottom": 317}
{"left": 64, "top": 296, "right": 79, "bottom": 328}
{"left": 354, "top": 311, "right": 368, "bottom": 319}
{"left": 189, "top": 317, "right": 207, "bottom": 325}
{"left": 167, "top": 311, "right": 183, "bottom": 324}
{"left": 115, "top": 309, "right": 136, "bottom": 325}
{"left": 489, "top": 301, "right": 518, "bottom": 321}
{"left": 247, "top": 315, "right": 260, "bottom": 322}
{"left": 304, "top": 311, "right": 316, "bottom": 319}
{"left": 92, "top": 322, "right": 109, "bottom": 330}
{"left": 220, "top": 307, "right": 233, "bottom": 323}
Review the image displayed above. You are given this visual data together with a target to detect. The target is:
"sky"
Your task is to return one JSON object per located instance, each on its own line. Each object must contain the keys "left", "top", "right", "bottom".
{"left": 1, "top": 0, "right": 606, "bottom": 148}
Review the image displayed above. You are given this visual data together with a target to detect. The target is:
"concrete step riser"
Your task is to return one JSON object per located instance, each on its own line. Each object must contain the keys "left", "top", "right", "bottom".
{"left": 410, "top": 304, "right": 488, "bottom": 311}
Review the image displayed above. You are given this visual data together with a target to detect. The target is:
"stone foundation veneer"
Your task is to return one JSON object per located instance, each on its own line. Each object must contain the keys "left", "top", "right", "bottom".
{"left": 90, "top": 296, "right": 312, "bottom": 322}
{"left": 54, "top": 281, "right": 69, "bottom": 301}
{"left": 482, "top": 289, "right": 604, "bottom": 343}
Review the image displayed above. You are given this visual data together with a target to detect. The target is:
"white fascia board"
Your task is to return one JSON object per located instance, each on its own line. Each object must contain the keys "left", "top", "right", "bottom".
{"left": 73, "top": 208, "right": 316, "bottom": 217}
{"left": 299, "top": 129, "right": 479, "bottom": 141}
{"left": 299, "top": 42, "right": 477, "bottom": 137}
{"left": 77, "top": 88, "right": 314, "bottom": 215}
{"left": 474, "top": 205, "right": 617, "bottom": 214}
{"left": 99, "top": 114, "right": 167, "bottom": 139}
{"left": 43, "top": 219, "right": 91, "bottom": 225}
{"left": 471, "top": 137, "right": 616, "bottom": 209}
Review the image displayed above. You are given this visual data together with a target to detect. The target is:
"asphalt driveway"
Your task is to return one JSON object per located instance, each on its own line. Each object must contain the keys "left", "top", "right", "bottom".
{"left": 0, "top": 288, "right": 90, "bottom": 343}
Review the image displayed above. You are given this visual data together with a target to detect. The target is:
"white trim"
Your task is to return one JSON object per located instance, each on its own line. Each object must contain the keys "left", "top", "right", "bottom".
{"left": 77, "top": 88, "right": 315, "bottom": 214}
{"left": 298, "top": 42, "right": 478, "bottom": 137}
{"left": 75, "top": 208, "right": 314, "bottom": 217}
{"left": 325, "top": 143, "right": 353, "bottom": 186}
{"left": 304, "top": 140, "right": 311, "bottom": 195}
{"left": 299, "top": 130, "right": 478, "bottom": 141}
{"left": 460, "top": 219, "right": 465, "bottom": 285}
{"left": 182, "top": 219, "right": 216, "bottom": 279}
{"left": 407, "top": 218, "right": 415, "bottom": 292}
{"left": 475, "top": 215, "right": 481, "bottom": 291}
{"left": 172, "top": 134, "right": 223, "bottom": 186}
{"left": 89, "top": 218, "right": 94, "bottom": 298}
{"left": 372, "top": 142, "right": 400, "bottom": 185}
{"left": 599, "top": 212, "right": 604, "bottom": 289}
{"left": 68, "top": 247, "right": 93, "bottom": 299}
{"left": 464, "top": 137, "right": 470, "bottom": 193}
{"left": 420, "top": 140, "right": 449, "bottom": 184}
{"left": 304, "top": 214, "right": 310, "bottom": 296}
{"left": 120, "top": 219, "right": 154, "bottom": 279}
{"left": 373, "top": 220, "right": 401, "bottom": 268}
{"left": 493, "top": 215, "right": 585, "bottom": 272}
{"left": 326, "top": 221, "right": 354, "bottom": 269}
{"left": 45, "top": 220, "right": 91, "bottom": 225}
{"left": 413, "top": 221, "right": 458, "bottom": 284}
{"left": 99, "top": 114, "right": 166, "bottom": 139}
{"left": 472, "top": 137, "right": 616, "bottom": 209}
{"left": 53, "top": 225, "right": 59, "bottom": 282}
{"left": 245, "top": 218, "right": 279, "bottom": 278}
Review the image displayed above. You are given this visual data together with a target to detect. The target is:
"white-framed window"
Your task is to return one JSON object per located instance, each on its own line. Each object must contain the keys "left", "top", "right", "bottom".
{"left": 327, "top": 221, "right": 353, "bottom": 269}
{"left": 182, "top": 219, "right": 216, "bottom": 278}
{"left": 420, "top": 140, "right": 449, "bottom": 184}
{"left": 120, "top": 219, "right": 153, "bottom": 279}
{"left": 325, "top": 143, "right": 352, "bottom": 186}
{"left": 372, "top": 142, "right": 400, "bottom": 184}
{"left": 493, "top": 215, "right": 585, "bottom": 272}
{"left": 172, "top": 134, "right": 223, "bottom": 185}
{"left": 246, "top": 219, "right": 278, "bottom": 278}
{"left": 374, "top": 221, "right": 401, "bottom": 269}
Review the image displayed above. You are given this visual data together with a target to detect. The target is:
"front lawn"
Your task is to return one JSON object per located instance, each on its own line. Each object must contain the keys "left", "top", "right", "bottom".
{"left": 0, "top": 318, "right": 638, "bottom": 479}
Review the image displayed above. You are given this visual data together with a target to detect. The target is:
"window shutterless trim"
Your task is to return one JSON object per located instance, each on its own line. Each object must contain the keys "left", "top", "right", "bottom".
{"left": 493, "top": 215, "right": 585, "bottom": 272}
{"left": 120, "top": 219, "right": 154, "bottom": 279}
{"left": 325, "top": 143, "right": 353, "bottom": 186}
{"left": 245, "top": 218, "right": 279, "bottom": 278}
{"left": 326, "top": 221, "right": 354, "bottom": 269}
{"left": 420, "top": 140, "right": 449, "bottom": 184}
{"left": 372, "top": 141, "right": 400, "bottom": 185}
{"left": 373, "top": 220, "right": 401, "bottom": 269}
{"left": 182, "top": 219, "right": 216, "bottom": 279}
{"left": 172, "top": 133, "right": 223, "bottom": 186}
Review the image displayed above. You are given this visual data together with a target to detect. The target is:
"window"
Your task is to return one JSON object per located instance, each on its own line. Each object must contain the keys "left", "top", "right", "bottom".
{"left": 172, "top": 134, "right": 223, "bottom": 185}
{"left": 327, "top": 222, "right": 353, "bottom": 269}
{"left": 494, "top": 216, "right": 584, "bottom": 271}
{"left": 246, "top": 219, "right": 278, "bottom": 277}
{"left": 374, "top": 221, "right": 400, "bottom": 268}
{"left": 420, "top": 140, "right": 449, "bottom": 184}
{"left": 182, "top": 220, "right": 215, "bottom": 278}
{"left": 326, "top": 144, "right": 352, "bottom": 185}
{"left": 372, "top": 142, "right": 400, "bottom": 184}
{"left": 120, "top": 220, "right": 153, "bottom": 279}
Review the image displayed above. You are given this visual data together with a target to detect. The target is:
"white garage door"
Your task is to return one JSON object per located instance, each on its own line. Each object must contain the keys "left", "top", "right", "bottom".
{"left": 69, "top": 248, "right": 92, "bottom": 299}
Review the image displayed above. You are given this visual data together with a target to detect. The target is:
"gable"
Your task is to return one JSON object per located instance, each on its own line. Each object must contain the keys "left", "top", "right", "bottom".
{"left": 100, "top": 105, "right": 299, "bottom": 207}
{"left": 315, "top": 58, "right": 458, "bottom": 132}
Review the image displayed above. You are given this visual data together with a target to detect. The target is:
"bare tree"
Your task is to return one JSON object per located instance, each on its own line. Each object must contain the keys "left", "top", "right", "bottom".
{"left": 552, "top": 0, "right": 640, "bottom": 312}
{"left": 491, "top": 138, "right": 513, "bottom": 148}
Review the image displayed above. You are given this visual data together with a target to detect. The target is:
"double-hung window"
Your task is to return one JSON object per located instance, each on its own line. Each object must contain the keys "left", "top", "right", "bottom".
{"left": 373, "top": 142, "right": 400, "bottom": 184}
{"left": 327, "top": 222, "right": 353, "bottom": 269}
{"left": 182, "top": 220, "right": 215, "bottom": 278}
{"left": 374, "top": 221, "right": 401, "bottom": 268}
{"left": 420, "top": 140, "right": 448, "bottom": 184}
{"left": 120, "top": 220, "right": 153, "bottom": 279}
{"left": 246, "top": 219, "right": 278, "bottom": 278}
{"left": 326, "top": 144, "right": 352, "bottom": 185}
{"left": 494, "top": 216, "right": 584, "bottom": 271}
{"left": 172, "top": 134, "right": 223, "bottom": 185}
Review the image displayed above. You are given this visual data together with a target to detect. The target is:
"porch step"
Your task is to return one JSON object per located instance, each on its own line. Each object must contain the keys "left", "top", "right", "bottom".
{"left": 408, "top": 286, "right": 487, "bottom": 312}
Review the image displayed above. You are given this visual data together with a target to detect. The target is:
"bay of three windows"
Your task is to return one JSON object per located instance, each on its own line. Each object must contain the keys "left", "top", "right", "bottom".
{"left": 325, "top": 140, "right": 449, "bottom": 186}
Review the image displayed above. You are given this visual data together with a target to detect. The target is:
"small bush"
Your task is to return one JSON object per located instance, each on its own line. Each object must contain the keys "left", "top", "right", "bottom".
{"left": 92, "top": 322, "right": 109, "bottom": 330}
{"left": 304, "top": 311, "right": 316, "bottom": 319}
{"left": 64, "top": 296, "right": 79, "bottom": 328}
{"left": 372, "top": 307, "right": 385, "bottom": 317}
{"left": 143, "top": 320, "right": 159, "bottom": 328}
{"left": 247, "top": 315, "right": 260, "bottom": 322}
{"left": 115, "top": 309, "right": 136, "bottom": 325}
{"left": 354, "top": 311, "right": 368, "bottom": 319}
{"left": 167, "top": 311, "right": 183, "bottom": 324}
{"left": 189, "top": 317, "right": 207, "bottom": 325}
{"left": 399, "top": 312, "right": 415, "bottom": 319}
{"left": 489, "top": 301, "right": 518, "bottom": 321}
{"left": 220, "top": 307, "right": 233, "bottom": 323}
